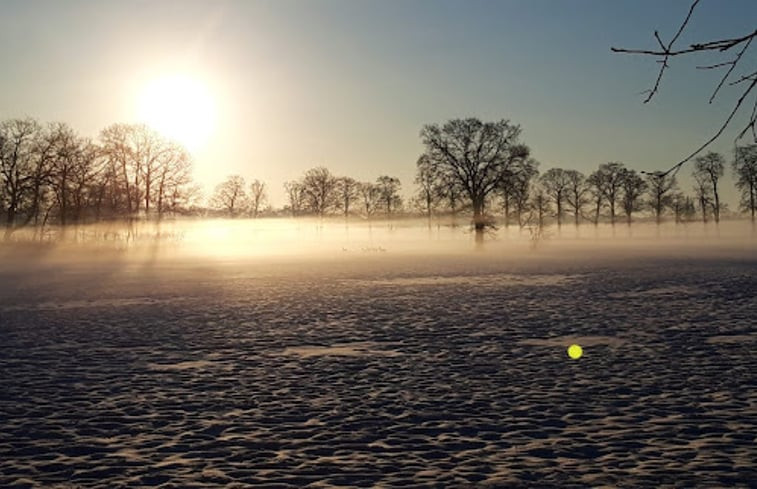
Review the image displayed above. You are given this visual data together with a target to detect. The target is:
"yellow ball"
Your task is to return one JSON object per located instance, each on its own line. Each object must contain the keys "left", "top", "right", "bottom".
{"left": 567, "top": 344, "right": 583, "bottom": 359}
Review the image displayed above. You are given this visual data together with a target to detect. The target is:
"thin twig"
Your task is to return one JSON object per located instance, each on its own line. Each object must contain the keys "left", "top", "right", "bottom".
{"left": 665, "top": 77, "right": 757, "bottom": 176}
{"left": 709, "top": 35, "right": 753, "bottom": 103}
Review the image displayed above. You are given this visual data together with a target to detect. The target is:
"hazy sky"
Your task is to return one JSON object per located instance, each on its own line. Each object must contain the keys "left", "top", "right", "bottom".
{"left": 1, "top": 0, "right": 755, "bottom": 207}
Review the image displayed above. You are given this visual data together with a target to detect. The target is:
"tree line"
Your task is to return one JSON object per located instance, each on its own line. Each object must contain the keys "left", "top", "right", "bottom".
{"left": 0, "top": 118, "right": 196, "bottom": 237}
{"left": 415, "top": 118, "right": 757, "bottom": 230}
{"left": 2, "top": 117, "right": 756, "bottom": 238}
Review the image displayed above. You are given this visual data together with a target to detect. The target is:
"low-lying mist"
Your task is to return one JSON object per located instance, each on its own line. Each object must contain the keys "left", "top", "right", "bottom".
{"left": 1, "top": 218, "right": 754, "bottom": 272}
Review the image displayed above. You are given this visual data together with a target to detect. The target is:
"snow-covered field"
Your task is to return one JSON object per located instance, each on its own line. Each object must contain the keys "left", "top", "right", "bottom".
{"left": 1, "top": 221, "right": 755, "bottom": 487}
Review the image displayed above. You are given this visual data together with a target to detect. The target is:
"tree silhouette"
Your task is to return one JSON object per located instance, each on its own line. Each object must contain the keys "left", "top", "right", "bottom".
{"left": 620, "top": 168, "right": 647, "bottom": 224}
{"left": 336, "top": 176, "right": 358, "bottom": 218}
{"left": 0, "top": 119, "right": 48, "bottom": 236}
{"left": 646, "top": 172, "right": 678, "bottom": 224}
{"left": 376, "top": 175, "right": 402, "bottom": 217}
{"left": 510, "top": 159, "right": 539, "bottom": 228}
{"left": 284, "top": 180, "right": 305, "bottom": 217}
{"left": 359, "top": 181, "right": 380, "bottom": 218}
{"left": 529, "top": 184, "right": 550, "bottom": 229}
{"left": 592, "top": 162, "right": 626, "bottom": 225}
{"left": 420, "top": 118, "right": 530, "bottom": 232}
{"left": 414, "top": 155, "right": 442, "bottom": 220}
{"left": 733, "top": 144, "right": 757, "bottom": 221}
{"left": 587, "top": 171, "right": 604, "bottom": 226}
{"left": 302, "top": 167, "right": 337, "bottom": 217}
{"left": 564, "top": 169, "right": 589, "bottom": 226}
{"left": 539, "top": 168, "right": 571, "bottom": 227}
{"left": 210, "top": 175, "right": 247, "bottom": 217}
{"left": 692, "top": 152, "right": 725, "bottom": 223}
{"left": 692, "top": 171, "right": 712, "bottom": 223}
{"left": 248, "top": 179, "right": 267, "bottom": 218}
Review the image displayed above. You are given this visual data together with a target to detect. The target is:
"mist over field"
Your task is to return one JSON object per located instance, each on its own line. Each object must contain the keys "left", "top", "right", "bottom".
{"left": 1, "top": 219, "right": 754, "bottom": 275}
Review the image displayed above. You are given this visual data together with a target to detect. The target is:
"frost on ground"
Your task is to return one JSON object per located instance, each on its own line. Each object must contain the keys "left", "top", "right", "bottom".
{"left": 0, "top": 246, "right": 755, "bottom": 488}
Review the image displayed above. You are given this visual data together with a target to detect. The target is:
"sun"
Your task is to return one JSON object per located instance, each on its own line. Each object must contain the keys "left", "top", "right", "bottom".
{"left": 136, "top": 74, "right": 217, "bottom": 152}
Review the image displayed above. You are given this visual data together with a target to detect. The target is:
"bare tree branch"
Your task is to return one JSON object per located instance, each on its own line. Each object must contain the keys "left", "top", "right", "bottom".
{"left": 611, "top": 0, "right": 757, "bottom": 175}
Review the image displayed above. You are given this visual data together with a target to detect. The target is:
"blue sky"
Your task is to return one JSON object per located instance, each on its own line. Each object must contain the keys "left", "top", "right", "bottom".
{"left": 1, "top": 0, "right": 755, "bottom": 207}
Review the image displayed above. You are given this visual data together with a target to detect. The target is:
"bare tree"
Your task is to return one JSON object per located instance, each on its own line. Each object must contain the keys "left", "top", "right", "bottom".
{"left": 302, "top": 167, "right": 337, "bottom": 217}
{"left": 594, "top": 162, "right": 626, "bottom": 225}
{"left": 529, "top": 184, "right": 551, "bottom": 229}
{"left": 284, "top": 180, "right": 306, "bottom": 217}
{"left": 248, "top": 179, "right": 268, "bottom": 218}
{"left": 733, "top": 144, "right": 757, "bottom": 220}
{"left": 692, "top": 151, "right": 725, "bottom": 223}
{"left": 211, "top": 175, "right": 247, "bottom": 217}
{"left": 564, "top": 169, "right": 588, "bottom": 226}
{"left": 415, "top": 155, "right": 442, "bottom": 219}
{"left": 612, "top": 0, "right": 757, "bottom": 174}
{"left": 359, "top": 181, "right": 380, "bottom": 218}
{"left": 672, "top": 192, "right": 696, "bottom": 223}
{"left": 336, "top": 176, "right": 358, "bottom": 218}
{"left": 420, "top": 118, "right": 530, "bottom": 232}
{"left": 67, "top": 140, "right": 100, "bottom": 222}
{"left": 511, "top": 159, "right": 539, "bottom": 227}
{"left": 539, "top": 168, "right": 571, "bottom": 227}
{"left": 620, "top": 168, "right": 647, "bottom": 224}
{"left": 587, "top": 170, "right": 604, "bottom": 225}
{"left": 0, "top": 118, "right": 46, "bottom": 236}
{"left": 376, "top": 175, "right": 402, "bottom": 217}
{"left": 99, "top": 123, "right": 184, "bottom": 218}
{"left": 154, "top": 143, "right": 192, "bottom": 218}
{"left": 692, "top": 171, "right": 712, "bottom": 223}
{"left": 646, "top": 172, "right": 678, "bottom": 224}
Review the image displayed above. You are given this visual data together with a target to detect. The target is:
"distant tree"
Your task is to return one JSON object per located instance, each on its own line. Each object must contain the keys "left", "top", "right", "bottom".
{"left": 211, "top": 175, "right": 247, "bottom": 217}
{"left": 154, "top": 143, "right": 192, "bottom": 218}
{"left": 284, "top": 180, "right": 306, "bottom": 217}
{"left": 0, "top": 118, "right": 48, "bottom": 235}
{"left": 499, "top": 161, "right": 535, "bottom": 226}
{"left": 67, "top": 140, "right": 100, "bottom": 222}
{"left": 692, "top": 171, "right": 712, "bottom": 223}
{"left": 564, "top": 169, "right": 589, "bottom": 227}
{"left": 302, "top": 167, "right": 337, "bottom": 217}
{"left": 415, "top": 155, "right": 442, "bottom": 219}
{"left": 733, "top": 144, "right": 757, "bottom": 221}
{"left": 646, "top": 172, "right": 678, "bottom": 224}
{"left": 586, "top": 171, "right": 604, "bottom": 225}
{"left": 359, "top": 181, "right": 380, "bottom": 218}
{"left": 376, "top": 175, "right": 402, "bottom": 216}
{"left": 672, "top": 192, "right": 696, "bottom": 223}
{"left": 248, "top": 179, "right": 267, "bottom": 218}
{"left": 45, "top": 123, "right": 78, "bottom": 226}
{"left": 693, "top": 151, "right": 725, "bottom": 223}
{"left": 539, "top": 168, "right": 571, "bottom": 227}
{"left": 336, "top": 176, "right": 358, "bottom": 218}
{"left": 529, "top": 184, "right": 551, "bottom": 228}
{"left": 593, "top": 162, "right": 626, "bottom": 224}
{"left": 511, "top": 159, "right": 539, "bottom": 227}
{"left": 99, "top": 123, "right": 191, "bottom": 218}
{"left": 420, "top": 118, "right": 530, "bottom": 232}
{"left": 619, "top": 168, "right": 647, "bottom": 224}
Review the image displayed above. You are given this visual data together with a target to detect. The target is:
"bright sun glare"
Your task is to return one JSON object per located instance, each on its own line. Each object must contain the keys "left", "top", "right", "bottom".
{"left": 137, "top": 74, "right": 217, "bottom": 152}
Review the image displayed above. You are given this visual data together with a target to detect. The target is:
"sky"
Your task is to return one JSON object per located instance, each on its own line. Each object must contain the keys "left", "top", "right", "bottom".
{"left": 1, "top": 0, "right": 755, "bottom": 208}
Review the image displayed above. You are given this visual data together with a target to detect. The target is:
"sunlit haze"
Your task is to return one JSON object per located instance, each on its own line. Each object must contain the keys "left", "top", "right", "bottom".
{"left": 136, "top": 74, "right": 217, "bottom": 153}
